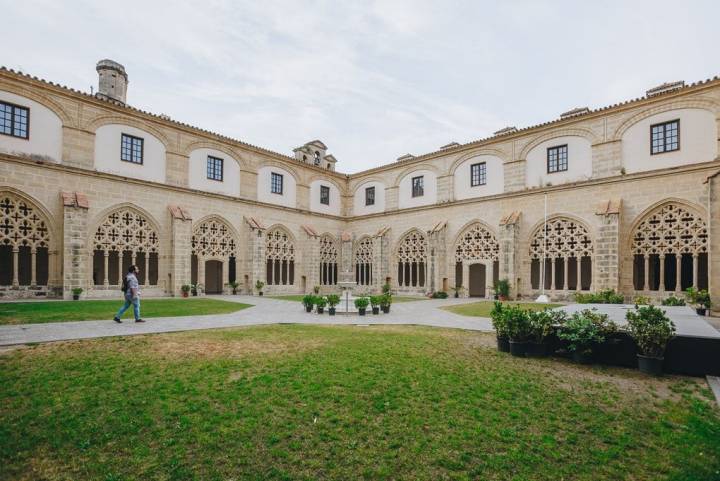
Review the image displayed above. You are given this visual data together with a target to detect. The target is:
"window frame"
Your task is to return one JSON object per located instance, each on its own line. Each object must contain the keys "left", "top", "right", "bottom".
{"left": 120, "top": 133, "right": 144, "bottom": 165}
{"left": 411, "top": 175, "right": 424, "bottom": 198}
{"left": 0, "top": 100, "right": 30, "bottom": 140}
{"left": 650, "top": 119, "right": 680, "bottom": 155}
{"left": 320, "top": 185, "right": 330, "bottom": 205}
{"left": 365, "top": 186, "right": 375, "bottom": 206}
{"left": 206, "top": 155, "right": 224, "bottom": 182}
{"left": 546, "top": 144, "right": 568, "bottom": 174}
{"left": 470, "top": 162, "right": 487, "bottom": 187}
{"left": 270, "top": 172, "right": 284, "bottom": 195}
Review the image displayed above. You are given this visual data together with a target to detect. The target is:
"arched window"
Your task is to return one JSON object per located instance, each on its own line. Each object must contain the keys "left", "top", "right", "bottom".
{"left": 396, "top": 230, "right": 427, "bottom": 288}
{"left": 0, "top": 193, "right": 50, "bottom": 287}
{"left": 314, "top": 151, "right": 320, "bottom": 165}
{"left": 319, "top": 235, "right": 338, "bottom": 286}
{"left": 92, "top": 208, "right": 159, "bottom": 286}
{"left": 631, "top": 203, "right": 708, "bottom": 292}
{"left": 529, "top": 218, "right": 593, "bottom": 291}
{"left": 191, "top": 218, "right": 238, "bottom": 291}
{"left": 266, "top": 228, "right": 295, "bottom": 285}
{"left": 354, "top": 237, "right": 373, "bottom": 286}
{"left": 454, "top": 223, "right": 499, "bottom": 288}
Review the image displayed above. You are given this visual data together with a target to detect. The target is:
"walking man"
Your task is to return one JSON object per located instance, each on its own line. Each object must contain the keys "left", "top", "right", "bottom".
{"left": 114, "top": 265, "right": 145, "bottom": 323}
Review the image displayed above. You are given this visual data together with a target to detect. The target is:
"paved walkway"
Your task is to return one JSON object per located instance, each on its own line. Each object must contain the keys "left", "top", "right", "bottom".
{"left": 0, "top": 296, "right": 493, "bottom": 346}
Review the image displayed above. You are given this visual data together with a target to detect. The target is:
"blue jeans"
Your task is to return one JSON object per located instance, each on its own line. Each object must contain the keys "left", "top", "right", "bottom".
{"left": 116, "top": 294, "right": 141, "bottom": 320}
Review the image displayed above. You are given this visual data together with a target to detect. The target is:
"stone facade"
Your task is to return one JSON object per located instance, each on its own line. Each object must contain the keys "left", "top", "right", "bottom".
{"left": 1, "top": 65, "right": 720, "bottom": 307}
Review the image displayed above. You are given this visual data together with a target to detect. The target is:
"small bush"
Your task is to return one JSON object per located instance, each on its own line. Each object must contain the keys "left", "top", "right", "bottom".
{"left": 494, "top": 279, "right": 511, "bottom": 298}
{"left": 626, "top": 305, "right": 676, "bottom": 358}
{"left": 574, "top": 289, "right": 624, "bottom": 304}
{"left": 380, "top": 293, "right": 392, "bottom": 307}
{"left": 633, "top": 295, "right": 652, "bottom": 306}
{"left": 302, "top": 294, "right": 315, "bottom": 308}
{"left": 661, "top": 295, "right": 686, "bottom": 306}
{"left": 354, "top": 297, "right": 369, "bottom": 309}
{"left": 431, "top": 291, "right": 448, "bottom": 299}
{"left": 685, "top": 287, "right": 711, "bottom": 308}
{"left": 382, "top": 283, "right": 391, "bottom": 294}
{"left": 505, "top": 305, "right": 531, "bottom": 342}
{"left": 327, "top": 294, "right": 340, "bottom": 307}
{"left": 490, "top": 302, "right": 509, "bottom": 338}
{"left": 528, "top": 309, "right": 566, "bottom": 343}
{"left": 315, "top": 297, "right": 327, "bottom": 309}
{"left": 557, "top": 309, "right": 615, "bottom": 354}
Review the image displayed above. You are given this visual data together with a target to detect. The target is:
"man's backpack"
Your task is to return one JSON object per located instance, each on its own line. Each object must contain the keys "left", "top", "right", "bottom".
{"left": 121, "top": 276, "right": 128, "bottom": 294}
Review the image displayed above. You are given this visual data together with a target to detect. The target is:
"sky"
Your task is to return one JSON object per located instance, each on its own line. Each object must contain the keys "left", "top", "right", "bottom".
{"left": 3, "top": 0, "right": 719, "bottom": 173}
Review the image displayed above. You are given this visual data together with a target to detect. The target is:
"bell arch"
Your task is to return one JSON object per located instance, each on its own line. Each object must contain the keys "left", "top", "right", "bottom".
{"left": 529, "top": 216, "right": 594, "bottom": 292}
{"left": 630, "top": 202, "right": 708, "bottom": 292}
{"left": 265, "top": 226, "right": 295, "bottom": 286}
{"left": 395, "top": 229, "right": 428, "bottom": 288}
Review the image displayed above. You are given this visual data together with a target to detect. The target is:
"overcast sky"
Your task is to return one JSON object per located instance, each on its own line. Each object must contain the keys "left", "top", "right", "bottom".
{"left": 3, "top": 0, "right": 719, "bottom": 173}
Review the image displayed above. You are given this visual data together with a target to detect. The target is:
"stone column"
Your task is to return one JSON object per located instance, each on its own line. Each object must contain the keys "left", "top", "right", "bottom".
{"left": 427, "top": 223, "right": 447, "bottom": 294}
{"left": 61, "top": 192, "right": 90, "bottom": 299}
{"left": 340, "top": 231, "right": 353, "bottom": 285}
{"left": 372, "top": 229, "right": 390, "bottom": 291}
{"left": 168, "top": 205, "right": 193, "bottom": 297}
{"left": 301, "top": 227, "right": 320, "bottom": 292}
{"left": 707, "top": 173, "right": 720, "bottom": 311}
{"left": 462, "top": 263, "right": 470, "bottom": 297}
{"left": 485, "top": 261, "right": 494, "bottom": 298}
{"left": 245, "top": 218, "right": 267, "bottom": 294}
{"left": 498, "top": 212, "right": 520, "bottom": 299}
{"left": 594, "top": 200, "right": 622, "bottom": 292}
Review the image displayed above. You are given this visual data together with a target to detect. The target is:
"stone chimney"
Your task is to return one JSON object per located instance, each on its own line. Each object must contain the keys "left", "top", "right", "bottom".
{"left": 96, "top": 59, "right": 128, "bottom": 104}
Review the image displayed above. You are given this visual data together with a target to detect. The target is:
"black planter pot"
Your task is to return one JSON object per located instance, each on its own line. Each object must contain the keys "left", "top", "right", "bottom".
{"left": 572, "top": 350, "right": 593, "bottom": 364}
{"left": 358, "top": 308, "right": 366, "bottom": 316}
{"left": 329, "top": 307, "right": 336, "bottom": 316}
{"left": 232, "top": 290, "right": 237, "bottom": 295}
{"left": 696, "top": 307, "right": 707, "bottom": 316}
{"left": 381, "top": 305, "right": 389, "bottom": 313}
{"left": 305, "top": 305, "right": 313, "bottom": 313}
{"left": 454, "top": 292, "right": 459, "bottom": 298}
{"left": 509, "top": 340, "right": 528, "bottom": 357}
{"left": 372, "top": 307, "right": 380, "bottom": 315}
{"left": 317, "top": 307, "right": 324, "bottom": 314}
{"left": 259, "top": 292, "right": 263, "bottom": 296}
{"left": 192, "top": 291, "right": 198, "bottom": 297}
{"left": 637, "top": 354, "right": 664, "bottom": 375}
{"left": 385, "top": 306, "right": 391, "bottom": 313}
{"left": 72, "top": 295, "right": 80, "bottom": 301}
{"left": 496, "top": 337, "right": 510, "bottom": 353}
{"left": 525, "top": 341, "right": 548, "bottom": 358}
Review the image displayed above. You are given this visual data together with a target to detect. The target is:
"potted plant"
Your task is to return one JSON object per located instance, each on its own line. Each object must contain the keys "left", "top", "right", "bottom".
{"left": 302, "top": 294, "right": 315, "bottom": 313}
{"left": 686, "top": 286, "right": 711, "bottom": 315}
{"left": 380, "top": 293, "right": 392, "bottom": 313}
{"left": 71, "top": 287, "right": 83, "bottom": 301}
{"left": 490, "top": 302, "right": 510, "bottom": 352}
{"left": 229, "top": 281, "right": 239, "bottom": 295}
{"left": 626, "top": 305, "right": 676, "bottom": 375}
{"left": 181, "top": 284, "right": 191, "bottom": 298}
{"left": 451, "top": 285, "right": 464, "bottom": 298}
{"left": 313, "top": 285, "right": 321, "bottom": 295}
{"left": 633, "top": 295, "right": 651, "bottom": 306}
{"left": 370, "top": 295, "right": 381, "bottom": 314}
{"left": 505, "top": 305, "right": 531, "bottom": 357}
{"left": 494, "top": 279, "right": 511, "bottom": 301}
{"left": 382, "top": 283, "right": 391, "bottom": 295}
{"left": 431, "top": 291, "right": 448, "bottom": 299}
{"left": 255, "top": 280, "right": 265, "bottom": 296}
{"left": 557, "top": 309, "right": 614, "bottom": 364}
{"left": 526, "top": 309, "right": 566, "bottom": 357}
{"left": 661, "top": 295, "right": 686, "bottom": 306}
{"left": 191, "top": 283, "right": 198, "bottom": 296}
{"left": 354, "top": 297, "right": 369, "bottom": 316}
{"left": 315, "top": 296, "right": 327, "bottom": 314}
{"left": 327, "top": 294, "right": 340, "bottom": 315}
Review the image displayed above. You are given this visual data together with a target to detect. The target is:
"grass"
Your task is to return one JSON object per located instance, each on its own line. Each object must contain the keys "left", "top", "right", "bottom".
{"left": 1, "top": 325, "right": 718, "bottom": 481}
{"left": 269, "top": 295, "right": 428, "bottom": 303}
{"left": 442, "top": 300, "right": 562, "bottom": 317}
{"left": 0, "top": 298, "right": 252, "bottom": 325}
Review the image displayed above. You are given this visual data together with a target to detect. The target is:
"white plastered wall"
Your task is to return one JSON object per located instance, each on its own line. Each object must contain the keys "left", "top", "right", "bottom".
{"left": 94, "top": 124, "right": 166, "bottom": 183}
{"left": 309, "top": 179, "right": 341, "bottom": 215}
{"left": 398, "top": 169, "right": 437, "bottom": 209}
{"left": 353, "top": 180, "right": 386, "bottom": 215}
{"left": 525, "top": 136, "right": 592, "bottom": 188}
{"left": 0, "top": 90, "right": 62, "bottom": 162}
{"left": 453, "top": 155, "right": 504, "bottom": 200}
{"left": 621, "top": 108, "right": 718, "bottom": 174}
{"left": 188, "top": 148, "right": 241, "bottom": 197}
{"left": 257, "top": 165, "right": 297, "bottom": 208}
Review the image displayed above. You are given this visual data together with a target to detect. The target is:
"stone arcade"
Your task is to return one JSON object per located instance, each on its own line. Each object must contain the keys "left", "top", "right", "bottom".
{"left": 0, "top": 61, "right": 719, "bottom": 305}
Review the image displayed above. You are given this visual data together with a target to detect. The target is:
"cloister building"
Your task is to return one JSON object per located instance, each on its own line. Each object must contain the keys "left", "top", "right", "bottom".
{"left": 1, "top": 60, "right": 719, "bottom": 305}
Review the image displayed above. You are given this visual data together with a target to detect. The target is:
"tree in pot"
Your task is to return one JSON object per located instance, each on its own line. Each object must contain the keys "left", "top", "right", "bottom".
{"left": 450, "top": 285, "right": 464, "bottom": 298}
{"left": 313, "top": 285, "right": 321, "bottom": 295}
{"left": 229, "top": 281, "right": 239, "bottom": 295}
{"left": 527, "top": 309, "right": 566, "bottom": 357}
{"left": 255, "top": 280, "right": 265, "bottom": 296}
{"left": 354, "top": 297, "right": 369, "bottom": 316}
{"left": 180, "top": 284, "right": 191, "bottom": 298}
{"left": 505, "top": 305, "right": 532, "bottom": 357}
{"left": 302, "top": 294, "right": 315, "bottom": 313}
{"left": 490, "top": 302, "right": 510, "bottom": 353}
{"left": 327, "top": 294, "right": 340, "bottom": 316}
{"left": 557, "top": 309, "right": 615, "bottom": 364}
{"left": 380, "top": 293, "right": 392, "bottom": 313}
{"left": 191, "top": 283, "right": 199, "bottom": 296}
{"left": 316, "top": 296, "right": 327, "bottom": 314}
{"left": 626, "top": 305, "right": 676, "bottom": 376}
{"left": 369, "top": 295, "right": 381, "bottom": 315}
{"left": 494, "top": 279, "right": 511, "bottom": 301}
{"left": 685, "top": 286, "right": 711, "bottom": 315}
{"left": 71, "top": 287, "right": 83, "bottom": 301}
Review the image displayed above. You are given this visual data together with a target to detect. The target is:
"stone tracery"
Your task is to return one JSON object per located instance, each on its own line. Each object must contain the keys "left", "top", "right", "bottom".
{"left": 529, "top": 217, "right": 593, "bottom": 291}
{"left": 396, "top": 230, "right": 427, "bottom": 288}
{"left": 354, "top": 236, "right": 374, "bottom": 286}
{"left": 266, "top": 227, "right": 295, "bottom": 285}
{"left": 319, "top": 234, "right": 338, "bottom": 285}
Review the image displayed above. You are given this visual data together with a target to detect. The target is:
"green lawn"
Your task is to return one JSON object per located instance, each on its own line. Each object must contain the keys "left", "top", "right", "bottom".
{"left": 269, "top": 295, "right": 428, "bottom": 303}
{"left": 1, "top": 325, "right": 718, "bottom": 480}
{"left": 0, "top": 298, "right": 252, "bottom": 325}
{"left": 443, "top": 300, "right": 562, "bottom": 317}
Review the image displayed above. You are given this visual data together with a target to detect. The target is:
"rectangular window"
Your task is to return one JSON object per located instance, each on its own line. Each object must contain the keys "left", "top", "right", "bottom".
{"left": 470, "top": 162, "right": 487, "bottom": 186}
{"left": 120, "top": 134, "right": 144, "bottom": 164}
{"left": 320, "top": 185, "right": 330, "bottom": 205}
{"left": 651, "top": 119, "right": 680, "bottom": 154}
{"left": 0, "top": 101, "right": 29, "bottom": 139}
{"left": 547, "top": 144, "right": 568, "bottom": 173}
{"left": 365, "top": 186, "right": 375, "bottom": 206}
{"left": 411, "top": 176, "right": 424, "bottom": 197}
{"left": 206, "top": 155, "right": 223, "bottom": 181}
{"left": 271, "top": 172, "right": 283, "bottom": 194}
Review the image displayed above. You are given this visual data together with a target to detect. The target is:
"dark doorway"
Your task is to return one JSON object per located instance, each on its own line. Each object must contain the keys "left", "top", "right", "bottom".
{"left": 205, "top": 260, "right": 223, "bottom": 294}
{"left": 468, "top": 264, "right": 486, "bottom": 297}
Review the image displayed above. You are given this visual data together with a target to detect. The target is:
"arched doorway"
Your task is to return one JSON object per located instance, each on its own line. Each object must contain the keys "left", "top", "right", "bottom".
{"left": 468, "top": 264, "right": 487, "bottom": 297}
{"left": 205, "top": 260, "right": 223, "bottom": 294}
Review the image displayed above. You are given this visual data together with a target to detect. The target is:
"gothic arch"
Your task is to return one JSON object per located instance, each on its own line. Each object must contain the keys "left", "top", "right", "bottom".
{"left": 191, "top": 215, "right": 239, "bottom": 260}
{"left": 318, "top": 234, "right": 339, "bottom": 286}
{"left": 354, "top": 235, "right": 374, "bottom": 286}
{"left": 613, "top": 99, "right": 720, "bottom": 140}
{"left": 265, "top": 225, "right": 296, "bottom": 286}
{"left": 518, "top": 128, "right": 599, "bottom": 160}
{"left": 395, "top": 228, "right": 428, "bottom": 288}
{"left": 452, "top": 220, "right": 499, "bottom": 261}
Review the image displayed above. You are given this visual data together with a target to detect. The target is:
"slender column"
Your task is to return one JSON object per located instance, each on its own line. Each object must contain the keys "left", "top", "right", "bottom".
{"left": 462, "top": 263, "right": 469, "bottom": 296}
{"left": 485, "top": 261, "right": 494, "bottom": 298}
{"left": 12, "top": 247, "right": 19, "bottom": 287}
{"left": 30, "top": 248, "right": 37, "bottom": 286}
{"left": 693, "top": 254, "right": 699, "bottom": 288}
{"left": 269, "top": 259, "right": 274, "bottom": 285}
{"left": 550, "top": 258, "right": 556, "bottom": 291}
{"left": 643, "top": 255, "right": 649, "bottom": 291}
{"left": 144, "top": 253, "right": 150, "bottom": 287}
{"left": 576, "top": 256, "right": 582, "bottom": 290}
{"left": 563, "top": 257, "right": 569, "bottom": 291}
{"left": 131, "top": 252, "right": 137, "bottom": 269}
{"left": 117, "top": 252, "right": 123, "bottom": 285}
{"left": 103, "top": 251, "right": 109, "bottom": 286}
{"left": 675, "top": 254, "right": 682, "bottom": 293}
{"left": 222, "top": 258, "right": 230, "bottom": 292}
{"left": 658, "top": 255, "right": 665, "bottom": 291}
{"left": 286, "top": 259, "right": 291, "bottom": 285}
